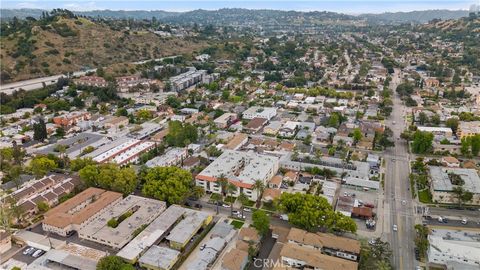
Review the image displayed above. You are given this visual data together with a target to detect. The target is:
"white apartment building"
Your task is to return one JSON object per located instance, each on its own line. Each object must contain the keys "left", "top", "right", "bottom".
{"left": 195, "top": 150, "right": 279, "bottom": 201}
{"left": 242, "top": 106, "right": 277, "bottom": 120}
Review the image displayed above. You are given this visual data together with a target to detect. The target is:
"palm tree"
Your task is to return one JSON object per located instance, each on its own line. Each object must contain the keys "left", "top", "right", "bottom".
{"left": 253, "top": 180, "right": 265, "bottom": 208}
{"left": 238, "top": 193, "right": 249, "bottom": 217}
{"left": 217, "top": 174, "right": 229, "bottom": 198}
{"left": 226, "top": 183, "right": 237, "bottom": 216}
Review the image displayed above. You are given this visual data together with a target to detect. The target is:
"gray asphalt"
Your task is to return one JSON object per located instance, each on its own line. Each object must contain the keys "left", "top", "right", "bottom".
{"left": 384, "top": 69, "right": 417, "bottom": 270}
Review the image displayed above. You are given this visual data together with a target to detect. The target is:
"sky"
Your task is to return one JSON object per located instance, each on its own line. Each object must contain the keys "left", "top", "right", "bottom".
{"left": 1, "top": 0, "right": 476, "bottom": 14}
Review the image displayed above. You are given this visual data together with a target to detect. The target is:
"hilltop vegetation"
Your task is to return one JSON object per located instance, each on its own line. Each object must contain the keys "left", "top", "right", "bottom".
{"left": 0, "top": 9, "right": 208, "bottom": 83}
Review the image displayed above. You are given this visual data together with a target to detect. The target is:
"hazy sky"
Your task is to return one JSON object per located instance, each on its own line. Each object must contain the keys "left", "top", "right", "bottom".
{"left": 1, "top": 0, "right": 475, "bottom": 14}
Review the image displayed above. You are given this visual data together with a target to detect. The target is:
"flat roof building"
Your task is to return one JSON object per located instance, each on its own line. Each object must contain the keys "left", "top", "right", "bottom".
{"left": 280, "top": 243, "right": 358, "bottom": 270}
{"left": 146, "top": 148, "right": 188, "bottom": 168}
{"left": 166, "top": 209, "right": 212, "bottom": 250}
{"left": 138, "top": 245, "right": 180, "bottom": 270}
{"left": 42, "top": 188, "right": 123, "bottom": 237}
{"left": 428, "top": 229, "right": 480, "bottom": 269}
{"left": 242, "top": 106, "right": 277, "bottom": 120}
{"left": 196, "top": 150, "right": 279, "bottom": 201}
{"left": 429, "top": 166, "right": 480, "bottom": 205}
{"left": 117, "top": 205, "right": 189, "bottom": 263}
{"left": 78, "top": 195, "right": 166, "bottom": 249}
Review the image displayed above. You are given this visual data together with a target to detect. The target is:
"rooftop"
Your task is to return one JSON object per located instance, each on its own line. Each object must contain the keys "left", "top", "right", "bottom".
{"left": 138, "top": 245, "right": 180, "bottom": 269}
{"left": 429, "top": 166, "right": 480, "bottom": 193}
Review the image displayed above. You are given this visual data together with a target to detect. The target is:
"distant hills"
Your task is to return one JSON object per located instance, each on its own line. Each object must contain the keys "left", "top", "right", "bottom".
{"left": 0, "top": 8, "right": 472, "bottom": 25}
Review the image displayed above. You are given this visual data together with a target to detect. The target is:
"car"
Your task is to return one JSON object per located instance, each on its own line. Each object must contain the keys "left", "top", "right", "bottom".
{"left": 222, "top": 204, "right": 230, "bottom": 208}
{"left": 243, "top": 208, "right": 251, "bottom": 212}
{"left": 368, "top": 238, "right": 377, "bottom": 245}
{"left": 232, "top": 210, "right": 239, "bottom": 215}
{"left": 401, "top": 200, "right": 406, "bottom": 205}
{"left": 23, "top": 247, "right": 34, "bottom": 255}
{"left": 199, "top": 244, "right": 206, "bottom": 251}
{"left": 237, "top": 214, "right": 246, "bottom": 219}
{"left": 343, "top": 192, "right": 348, "bottom": 197}
{"left": 32, "top": 249, "right": 44, "bottom": 258}
{"left": 393, "top": 225, "right": 398, "bottom": 231}
{"left": 280, "top": 214, "right": 289, "bottom": 221}
{"left": 461, "top": 218, "right": 468, "bottom": 225}
{"left": 392, "top": 158, "right": 396, "bottom": 162}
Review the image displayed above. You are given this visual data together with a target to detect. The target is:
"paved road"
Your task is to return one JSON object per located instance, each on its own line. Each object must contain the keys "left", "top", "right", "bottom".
{"left": 384, "top": 69, "right": 417, "bottom": 270}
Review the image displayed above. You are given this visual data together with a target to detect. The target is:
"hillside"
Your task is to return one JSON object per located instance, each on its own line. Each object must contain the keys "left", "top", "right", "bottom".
{"left": 360, "top": 9, "right": 470, "bottom": 24}
{"left": 0, "top": 15, "right": 208, "bottom": 83}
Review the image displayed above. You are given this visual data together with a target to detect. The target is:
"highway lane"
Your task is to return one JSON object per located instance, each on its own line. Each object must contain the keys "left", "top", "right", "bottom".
{"left": 384, "top": 69, "right": 416, "bottom": 270}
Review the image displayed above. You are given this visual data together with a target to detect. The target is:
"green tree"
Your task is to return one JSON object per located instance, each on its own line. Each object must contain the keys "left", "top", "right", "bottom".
{"left": 445, "top": 118, "right": 459, "bottom": 133}
{"left": 253, "top": 180, "right": 265, "bottom": 208}
{"left": 30, "top": 156, "right": 57, "bottom": 178}
{"left": 238, "top": 192, "right": 250, "bottom": 217}
{"left": 79, "top": 164, "right": 137, "bottom": 195}
{"left": 33, "top": 118, "right": 48, "bottom": 141}
{"left": 252, "top": 210, "right": 270, "bottom": 236}
{"left": 411, "top": 131, "right": 434, "bottom": 154}
{"left": 359, "top": 238, "right": 393, "bottom": 270}
{"left": 142, "top": 166, "right": 193, "bottom": 205}
{"left": 352, "top": 128, "right": 363, "bottom": 145}
{"left": 37, "top": 201, "right": 50, "bottom": 212}
{"left": 96, "top": 255, "right": 134, "bottom": 270}
{"left": 55, "top": 127, "right": 65, "bottom": 138}
{"left": 452, "top": 186, "right": 473, "bottom": 207}
{"left": 277, "top": 193, "right": 356, "bottom": 233}
{"left": 471, "top": 135, "right": 480, "bottom": 156}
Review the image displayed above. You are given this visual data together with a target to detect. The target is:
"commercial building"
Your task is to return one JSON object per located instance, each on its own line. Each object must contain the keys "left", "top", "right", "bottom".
{"left": 78, "top": 195, "right": 166, "bottom": 249}
{"left": 417, "top": 126, "right": 453, "bottom": 138}
{"left": 429, "top": 166, "right": 480, "bottom": 205}
{"left": 196, "top": 150, "right": 280, "bottom": 201}
{"left": 42, "top": 188, "right": 123, "bottom": 236}
{"left": 428, "top": 229, "right": 480, "bottom": 269}
{"left": 457, "top": 121, "right": 480, "bottom": 138}
{"left": 138, "top": 245, "right": 181, "bottom": 270}
{"left": 146, "top": 147, "right": 188, "bottom": 167}
{"left": 242, "top": 106, "right": 277, "bottom": 120}
{"left": 117, "top": 205, "right": 189, "bottom": 263}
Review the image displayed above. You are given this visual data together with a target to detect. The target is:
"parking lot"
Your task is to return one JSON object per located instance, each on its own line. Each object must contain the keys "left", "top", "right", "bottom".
{"left": 339, "top": 186, "right": 380, "bottom": 234}
{"left": 13, "top": 246, "right": 45, "bottom": 265}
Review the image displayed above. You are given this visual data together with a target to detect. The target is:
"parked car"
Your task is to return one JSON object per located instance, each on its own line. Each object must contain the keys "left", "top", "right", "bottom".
{"left": 32, "top": 249, "right": 44, "bottom": 258}
{"left": 393, "top": 224, "right": 398, "bottom": 232}
{"left": 237, "top": 214, "right": 246, "bottom": 219}
{"left": 280, "top": 214, "right": 289, "bottom": 221}
{"left": 199, "top": 244, "right": 206, "bottom": 251}
{"left": 243, "top": 208, "right": 251, "bottom": 212}
{"left": 23, "top": 247, "right": 34, "bottom": 255}
{"left": 461, "top": 218, "right": 468, "bottom": 225}
{"left": 222, "top": 204, "right": 230, "bottom": 208}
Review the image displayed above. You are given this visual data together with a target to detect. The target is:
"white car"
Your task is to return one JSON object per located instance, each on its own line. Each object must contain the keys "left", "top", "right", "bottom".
{"left": 243, "top": 208, "right": 251, "bottom": 212}
{"left": 222, "top": 204, "right": 230, "bottom": 208}
{"left": 237, "top": 214, "right": 246, "bottom": 219}
{"left": 401, "top": 200, "right": 406, "bottom": 205}
{"left": 23, "top": 247, "right": 34, "bottom": 255}
{"left": 393, "top": 225, "right": 398, "bottom": 231}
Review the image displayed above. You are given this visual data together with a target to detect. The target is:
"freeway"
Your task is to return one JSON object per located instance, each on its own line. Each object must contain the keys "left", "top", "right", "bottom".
{"left": 384, "top": 69, "right": 417, "bottom": 270}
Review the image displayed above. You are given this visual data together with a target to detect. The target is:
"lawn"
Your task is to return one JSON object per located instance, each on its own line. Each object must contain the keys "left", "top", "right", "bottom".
{"left": 261, "top": 202, "right": 277, "bottom": 212}
{"left": 225, "top": 196, "right": 236, "bottom": 204}
{"left": 230, "top": 220, "right": 245, "bottom": 229}
{"left": 243, "top": 200, "right": 255, "bottom": 207}
{"left": 418, "top": 189, "right": 432, "bottom": 203}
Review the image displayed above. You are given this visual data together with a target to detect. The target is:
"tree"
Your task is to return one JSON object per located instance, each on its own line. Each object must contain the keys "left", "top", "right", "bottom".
{"left": 226, "top": 183, "right": 237, "bottom": 216}
{"left": 418, "top": 112, "right": 428, "bottom": 125}
{"left": 352, "top": 128, "right": 363, "bottom": 145}
{"left": 359, "top": 238, "right": 393, "bottom": 270}
{"left": 79, "top": 164, "right": 137, "bottom": 195}
{"left": 253, "top": 180, "right": 265, "bottom": 208}
{"left": 33, "top": 118, "right": 48, "bottom": 141}
{"left": 471, "top": 135, "right": 480, "bottom": 156}
{"left": 55, "top": 127, "right": 65, "bottom": 138}
{"left": 411, "top": 131, "right": 434, "bottom": 154}
{"left": 445, "top": 118, "right": 459, "bottom": 133}
{"left": 277, "top": 193, "right": 356, "bottom": 233}
{"left": 190, "top": 186, "right": 205, "bottom": 200}
{"left": 396, "top": 83, "right": 414, "bottom": 96}
{"left": 37, "top": 201, "right": 50, "bottom": 212}
{"left": 30, "top": 156, "right": 57, "bottom": 178}
{"left": 96, "top": 255, "right": 134, "bottom": 270}
{"left": 142, "top": 166, "right": 193, "bottom": 205}
{"left": 452, "top": 186, "right": 473, "bottom": 207}
{"left": 252, "top": 210, "right": 270, "bottom": 236}
{"left": 238, "top": 193, "right": 250, "bottom": 217}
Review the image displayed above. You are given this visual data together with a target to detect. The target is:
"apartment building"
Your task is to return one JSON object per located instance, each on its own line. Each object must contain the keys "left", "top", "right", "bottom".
{"left": 457, "top": 121, "right": 480, "bottom": 139}
{"left": 196, "top": 150, "right": 279, "bottom": 201}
